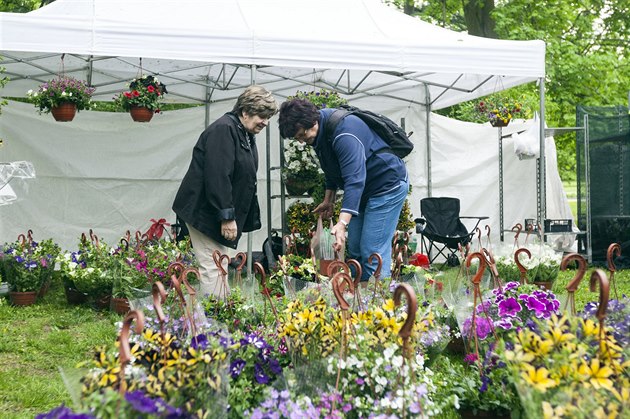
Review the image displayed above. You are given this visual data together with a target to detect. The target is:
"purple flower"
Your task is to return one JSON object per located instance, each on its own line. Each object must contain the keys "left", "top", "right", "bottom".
{"left": 230, "top": 359, "right": 246, "bottom": 378}
{"left": 268, "top": 357, "right": 282, "bottom": 375}
{"left": 525, "top": 296, "right": 547, "bottom": 318}
{"left": 36, "top": 404, "right": 94, "bottom": 419}
{"left": 355, "top": 377, "right": 365, "bottom": 385}
{"left": 190, "top": 333, "right": 208, "bottom": 349}
{"left": 495, "top": 318, "right": 514, "bottom": 330}
{"left": 125, "top": 390, "right": 160, "bottom": 414}
{"left": 498, "top": 297, "right": 522, "bottom": 317}
{"left": 504, "top": 281, "right": 519, "bottom": 291}
{"left": 254, "top": 363, "right": 270, "bottom": 384}
{"left": 464, "top": 353, "right": 478, "bottom": 364}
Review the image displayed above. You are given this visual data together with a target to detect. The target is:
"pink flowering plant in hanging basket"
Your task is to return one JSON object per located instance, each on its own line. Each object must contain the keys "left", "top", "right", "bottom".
{"left": 114, "top": 74, "right": 167, "bottom": 113}
{"left": 27, "top": 75, "right": 95, "bottom": 114}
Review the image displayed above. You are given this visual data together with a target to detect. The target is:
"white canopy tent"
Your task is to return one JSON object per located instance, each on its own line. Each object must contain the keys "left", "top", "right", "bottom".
{"left": 0, "top": 0, "right": 560, "bottom": 254}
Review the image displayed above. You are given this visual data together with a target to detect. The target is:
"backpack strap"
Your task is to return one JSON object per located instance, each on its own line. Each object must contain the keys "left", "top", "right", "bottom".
{"left": 323, "top": 109, "right": 351, "bottom": 143}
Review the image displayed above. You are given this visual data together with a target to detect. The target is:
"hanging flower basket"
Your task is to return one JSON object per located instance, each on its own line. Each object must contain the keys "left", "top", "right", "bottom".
{"left": 27, "top": 75, "right": 95, "bottom": 121}
{"left": 115, "top": 75, "right": 167, "bottom": 122}
{"left": 50, "top": 102, "right": 77, "bottom": 122}
{"left": 284, "top": 175, "right": 318, "bottom": 196}
{"left": 490, "top": 118, "right": 510, "bottom": 127}
{"left": 129, "top": 106, "right": 154, "bottom": 122}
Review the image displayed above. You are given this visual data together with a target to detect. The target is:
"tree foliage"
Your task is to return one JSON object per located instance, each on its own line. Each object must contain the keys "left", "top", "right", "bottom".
{"left": 387, "top": 0, "right": 629, "bottom": 180}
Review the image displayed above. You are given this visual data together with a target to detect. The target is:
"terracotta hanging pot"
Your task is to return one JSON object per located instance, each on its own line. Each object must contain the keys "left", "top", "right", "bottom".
{"left": 50, "top": 103, "right": 77, "bottom": 122}
{"left": 9, "top": 291, "right": 38, "bottom": 306}
{"left": 129, "top": 106, "right": 154, "bottom": 122}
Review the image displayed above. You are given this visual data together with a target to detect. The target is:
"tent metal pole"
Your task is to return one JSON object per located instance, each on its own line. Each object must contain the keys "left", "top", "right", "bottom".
{"left": 538, "top": 78, "right": 546, "bottom": 229}
{"left": 425, "top": 83, "right": 432, "bottom": 198}
{"left": 246, "top": 65, "right": 257, "bottom": 281}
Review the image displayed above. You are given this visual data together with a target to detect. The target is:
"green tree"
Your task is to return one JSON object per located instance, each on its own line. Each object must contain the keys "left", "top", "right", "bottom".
{"left": 387, "top": 0, "right": 629, "bottom": 181}
{"left": 0, "top": 0, "right": 42, "bottom": 13}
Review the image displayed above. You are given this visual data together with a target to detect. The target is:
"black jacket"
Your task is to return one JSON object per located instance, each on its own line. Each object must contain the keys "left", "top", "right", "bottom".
{"left": 172, "top": 112, "right": 261, "bottom": 249}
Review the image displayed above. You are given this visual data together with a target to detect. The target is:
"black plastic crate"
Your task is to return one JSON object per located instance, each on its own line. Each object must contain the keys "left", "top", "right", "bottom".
{"left": 544, "top": 219, "right": 572, "bottom": 232}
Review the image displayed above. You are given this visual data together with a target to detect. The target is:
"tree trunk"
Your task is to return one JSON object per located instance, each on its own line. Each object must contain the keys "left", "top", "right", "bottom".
{"left": 462, "top": 0, "right": 497, "bottom": 38}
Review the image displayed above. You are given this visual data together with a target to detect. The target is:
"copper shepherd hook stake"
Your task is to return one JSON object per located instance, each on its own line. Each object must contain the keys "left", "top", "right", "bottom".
{"left": 233, "top": 252, "right": 247, "bottom": 288}
{"left": 152, "top": 281, "right": 167, "bottom": 337}
{"left": 393, "top": 283, "right": 418, "bottom": 360}
{"left": 465, "top": 252, "right": 495, "bottom": 371}
{"left": 589, "top": 269, "right": 610, "bottom": 354}
{"left": 254, "top": 262, "right": 279, "bottom": 323}
{"left": 606, "top": 243, "right": 621, "bottom": 300}
{"left": 118, "top": 310, "right": 145, "bottom": 394}
{"left": 560, "top": 253, "right": 587, "bottom": 316}
{"left": 368, "top": 253, "right": 385, "bottom": 303}
{"left": 346, "top": 259, "right": 364, "bottom": 312}
{"left": 511, "top": 223, "right": 523, "bottom": 249}
{"left": 514, "top": 247, "right": 532, "bottom": 285}
{"left": 212, "top": 250, "right": 231, "bottom": 299}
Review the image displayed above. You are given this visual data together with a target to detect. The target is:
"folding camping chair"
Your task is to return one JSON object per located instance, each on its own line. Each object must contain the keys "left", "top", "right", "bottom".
{"left": 414, "top": 197, "right": 488, "bottom": 269}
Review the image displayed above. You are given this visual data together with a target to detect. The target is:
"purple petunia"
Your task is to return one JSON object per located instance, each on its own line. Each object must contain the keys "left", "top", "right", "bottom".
{"left": 254, "top": 362, "right": 270, "bottom": 384}
{"left": 498, "top": 297, "right": 522, "bottom": 317}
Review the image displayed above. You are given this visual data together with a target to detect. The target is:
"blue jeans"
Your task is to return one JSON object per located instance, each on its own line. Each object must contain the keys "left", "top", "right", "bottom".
{"left": 347, "top": 178, "right": 409, "bottom": 280}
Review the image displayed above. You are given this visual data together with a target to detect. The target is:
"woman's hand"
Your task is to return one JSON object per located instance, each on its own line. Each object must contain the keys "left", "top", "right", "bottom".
{"left": 331, "top": 221, "right": 347, "bottom": 252}
{"left": 221, "top": 220, "right": 238, "bottom": 241}
{"left": 313, "top": 201, "right": 334, "bottom": 219}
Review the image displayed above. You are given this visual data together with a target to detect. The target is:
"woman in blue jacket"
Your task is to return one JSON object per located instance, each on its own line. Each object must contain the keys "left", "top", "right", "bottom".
{"left": 278, "top": 99, "right": 408, "bottom": 281}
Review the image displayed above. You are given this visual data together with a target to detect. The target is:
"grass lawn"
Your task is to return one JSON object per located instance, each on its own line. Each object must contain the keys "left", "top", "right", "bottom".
{"left": 0, "top": 266, "right": 627, "bottom": 417}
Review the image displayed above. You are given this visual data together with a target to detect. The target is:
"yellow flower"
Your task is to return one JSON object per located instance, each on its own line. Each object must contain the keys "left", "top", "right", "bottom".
{"left": 521, "top": 364, "right": 557, "bottom": 392}
{"left": 578, "top": 359, "right": 614, "bottom": 391}
{"left": 581, "top": 318, "right": 600, "bottom": 337}
{"left": 382, "top": 299, "right": 396, "bottom": 314}
{"left": 543, "top": 402, "right": 566, "bottom": 419}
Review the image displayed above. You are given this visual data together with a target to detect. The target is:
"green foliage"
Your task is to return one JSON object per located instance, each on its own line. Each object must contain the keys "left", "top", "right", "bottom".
{"left": 0, "top": 0, "right": 40, "bottom": 12}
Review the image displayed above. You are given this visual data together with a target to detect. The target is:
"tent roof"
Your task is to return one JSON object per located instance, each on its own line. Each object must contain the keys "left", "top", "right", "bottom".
{"left": 0, "top": 0, "right": 545, "bottom": 109}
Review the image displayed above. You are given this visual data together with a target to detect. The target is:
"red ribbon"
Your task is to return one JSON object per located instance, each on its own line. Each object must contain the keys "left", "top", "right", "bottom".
{"left": 145, "top": 218, "right": 170, "bottom": 240}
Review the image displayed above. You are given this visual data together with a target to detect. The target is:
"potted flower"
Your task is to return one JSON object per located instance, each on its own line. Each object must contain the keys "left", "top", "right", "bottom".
{"left": 26, "top": 75, "right": 95, "bottom": 121}
{"left": 282, "top": 89, "right": 348, "bottom": 196}
{"left": 114, "top": 74, "right": 167, "bottom": 122}
{"left": 475, "top": 96, "right": 523, "bottom": 127}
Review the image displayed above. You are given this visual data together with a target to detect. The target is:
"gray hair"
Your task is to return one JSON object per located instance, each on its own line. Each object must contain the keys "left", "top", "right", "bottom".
{"left": 232, "top": 85, "right": 278, "bottom": 119}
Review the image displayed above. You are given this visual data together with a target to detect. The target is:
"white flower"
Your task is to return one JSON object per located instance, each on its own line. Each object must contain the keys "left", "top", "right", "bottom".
{"left": 61, "top": 91, "right": 67, "bottom": 96}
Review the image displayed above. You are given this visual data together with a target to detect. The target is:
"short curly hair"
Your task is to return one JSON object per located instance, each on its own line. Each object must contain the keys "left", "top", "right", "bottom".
{"left": 232, "top": 85, "right": 278, "bottom": 119}
{"left": 278, "top": 99, "right": 320, "bottom": 139}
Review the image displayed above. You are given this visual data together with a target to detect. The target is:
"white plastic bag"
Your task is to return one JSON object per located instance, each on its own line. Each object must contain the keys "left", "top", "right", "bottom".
{"left": 512, "top": 112, "right": 540, "bottom": 160}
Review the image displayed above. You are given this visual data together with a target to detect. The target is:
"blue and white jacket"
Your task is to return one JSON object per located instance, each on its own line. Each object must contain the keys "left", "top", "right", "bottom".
{"left": 313, "top": 108, "right": 408, "bottom": 215}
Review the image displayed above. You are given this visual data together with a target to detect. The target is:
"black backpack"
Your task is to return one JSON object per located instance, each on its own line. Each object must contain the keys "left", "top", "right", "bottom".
{"left": 324, "top": 105, "right": 414, "bottom": 158}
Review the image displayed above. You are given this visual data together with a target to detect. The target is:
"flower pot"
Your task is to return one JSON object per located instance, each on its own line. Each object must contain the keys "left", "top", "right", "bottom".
{"left": 110, "top": 297, "right": 131, "bottom": 314}
{"left": 490, "top": 118, "right": 510, "bottom": 127}
{"left": 95, "top": 294, "right": 112, "bottom": 310}
{"left": 65, "top": 286, "right": 88, "bottom": 305}
{"left": 284, "top": 176, "right": 317, "bottom": 196}
{"left": 9, "top": 291, "right": 38, "bottom": 306}
{"left": 50, "top": 103, "right": 77, "bottom": 122}
{"left": 318, "top": 259, "right": 335, "bottom": 277}
{"left": 129, "top": 106, "right": 154, "bottom": 122}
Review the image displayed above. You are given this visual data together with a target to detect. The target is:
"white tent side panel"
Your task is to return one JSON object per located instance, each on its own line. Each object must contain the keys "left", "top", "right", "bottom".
{"left": 0, "top": 100, "right": 573, "bottom": 253}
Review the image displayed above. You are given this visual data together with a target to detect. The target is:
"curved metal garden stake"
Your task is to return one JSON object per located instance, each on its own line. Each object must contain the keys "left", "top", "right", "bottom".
{"left": 346, "top": 259, "right": 364, "bottom": 312}
{"left": 119, "top": 238, "right": 130, "bottom": 251}
{"left": 326, "top": 260, "right": 350, "bottom": 277}
{"left": 465, "top": 252, "right": 494, "bottom": 371}
{"left": 254, "top": 262, "right": 279, "bottom": 323}
{"left": 167, "top": 261, "right": 185, "bottom": 282}
{"left": 589, "top": 269, "right": 610, "bottom": 355}
{"left": 181, "top": 267, "right": 200, "bottom": 316}
{"left": 118, "top": 310, "right": 145, "bottom": 394}
{"left": 89, "top": 228, "right": 100, "bottom": 247}
{"left": 17, "top": 233, "right": 27, "bottom": 248}
{"left": 391, "top": 251, "right": 404, "bottom": 282}
{"left": 169, "top": 274, "right": 194, "bottom": 336}
{"left": 482, "top": 247, "right": 502, "bottom": 290}
{"left": 393, "top": 283, "right": 418, "bottom": 416}
{"left": 511, "top": 223, "right": 523, "bottom": 249}
{"left": 524, "top": 223, "right": 534, "bottom": 245}
{"left": 475, "top": 227, "right": 483, "bottom": 251}
{"left": 368, "top": 253, "right": 385, "bottom": 302}
{"left": 283, "top": 233, "right": 297, "bottom": 256}
{"left": 233, "top": 252, "right": 247, "bottom": 288}
{"left": 393, "top": 283, "right": 418, "bottom": 361}
{"left": 152, "top": 281, "right": 167, "bottom": 337}
{"left": 26, "top": 229, "right": 34, "bottom": 244}
{"left": 606, "top": 243, "right": 621, "bottom": 300}
{"left": 332, "top": 271, "right": 354, "bottom": 395}
{"left": 123, "top": 230, "right": 132, "bottom": 245}
{"left": 212, "top": 250, "right": 230, "bottom": 300}
{"left": 514, "top": 247, "right": 532, "bottom": 285}
{"left": 485, "top": 225, "right": 493, "bottom": 254}
{"left": 560, "top": 252, "right": 587, "bottom": 316}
